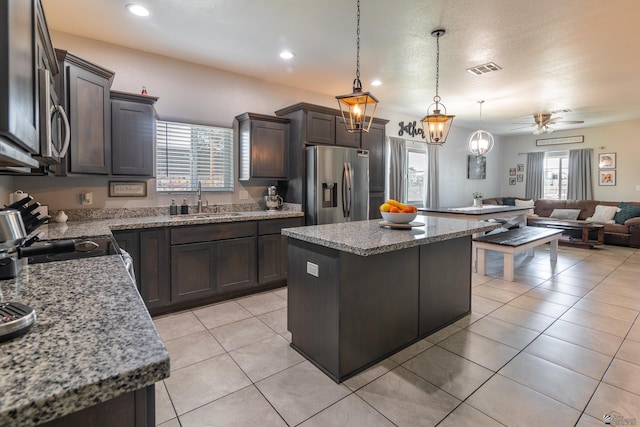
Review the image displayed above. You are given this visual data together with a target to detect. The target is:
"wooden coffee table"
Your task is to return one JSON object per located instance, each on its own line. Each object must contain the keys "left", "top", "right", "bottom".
{"left": 529, "top": 219, "right": 605, "bottom": 248}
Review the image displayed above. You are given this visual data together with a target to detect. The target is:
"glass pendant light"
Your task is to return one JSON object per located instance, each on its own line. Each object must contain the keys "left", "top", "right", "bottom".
{"left": 421, "top": 29, "right": 455, "bottom": 145}
{"left": 468, "top": 100, "right": 494, "bottom": 156}
{"left": 336, "top": 0, "right": 379, "bottom": 133}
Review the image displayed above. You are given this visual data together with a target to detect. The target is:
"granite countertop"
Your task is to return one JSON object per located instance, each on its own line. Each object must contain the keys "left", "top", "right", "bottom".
{"left": 0, "top": 209, "right": 302, "bottom": 426}
{"left": 37, "top": 210, "right": 305, "bottom": 241}
{"left": 0, "top": 256, "right": 169, "bottom": 427}
{"left": 282, "top": 215, "right": 500, "bottom": 256}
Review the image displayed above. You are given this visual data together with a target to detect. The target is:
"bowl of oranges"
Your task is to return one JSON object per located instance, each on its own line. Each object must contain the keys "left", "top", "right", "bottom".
{"left": 380, "top": 199, "right": 418, "bottom": 223}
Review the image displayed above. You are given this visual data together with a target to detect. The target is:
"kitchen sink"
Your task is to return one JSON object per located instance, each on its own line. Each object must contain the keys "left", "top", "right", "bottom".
{"left": 169, "top": 212, "right": 244, "bottom": 220}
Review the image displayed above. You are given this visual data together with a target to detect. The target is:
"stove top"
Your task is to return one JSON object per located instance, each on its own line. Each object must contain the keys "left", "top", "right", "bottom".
{"left": 27, "top": 236, "right": 121, "bottom": 264}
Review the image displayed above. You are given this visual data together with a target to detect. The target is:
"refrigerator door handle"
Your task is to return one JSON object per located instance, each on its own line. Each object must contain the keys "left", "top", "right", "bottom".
{"left": 342, "top": 162, "right": 352, "bottom": 218}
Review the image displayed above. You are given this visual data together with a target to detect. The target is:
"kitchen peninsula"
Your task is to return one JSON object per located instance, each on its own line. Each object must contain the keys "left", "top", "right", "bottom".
{"left": 282, "top": 216, "right": 499, "bottom": 382}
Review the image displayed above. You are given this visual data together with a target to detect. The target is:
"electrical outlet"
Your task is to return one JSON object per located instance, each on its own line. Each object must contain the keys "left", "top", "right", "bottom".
{"left": 81, "top": 192, "right": 93, "bottom": 205}
{"left": 306, "top": 261, "right": 319, "bottom": 277}
{"left": 239, "top": 189, "right": 249, "bottom": 200}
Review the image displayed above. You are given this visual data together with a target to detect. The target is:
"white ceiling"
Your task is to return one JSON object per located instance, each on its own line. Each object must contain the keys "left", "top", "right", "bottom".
{"left": 41, "top": 0, "right": 640, "bottom": 136}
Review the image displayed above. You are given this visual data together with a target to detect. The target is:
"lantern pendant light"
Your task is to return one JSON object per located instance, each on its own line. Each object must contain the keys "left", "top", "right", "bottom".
{"left": 468, "top": 100, "right": 495, "bottom": 156}
{"left": 421, "top": 29, "right": 455, "bottom": 145}
{"left": 336, "top": 0, "right": 379, "bottom": 133}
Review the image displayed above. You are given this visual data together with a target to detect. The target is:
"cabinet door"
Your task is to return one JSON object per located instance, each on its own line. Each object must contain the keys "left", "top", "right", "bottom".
{"left": 360, "top": 122, "right": 385, "bottom": 192}
{"left": 140, "top": 229, "right": 170, "bottom": 310}
{"left": 306, "top": 111, "right": 335, "bottom": 144}
{"left": 171, "top": 242, "right": 216, "bottom": 303}
{"left": 335, "top": 117, "right": 359, "bottom": 148}
{"left": 258, "top": 234, "right": 286, "bottom": 284}
{"left": 249, "top": 120, "right": 288, "bottom": 179}
{"left": 0, "top": 0, "right": 39, "bottom": 155}
{"left": 67, "top": 65, "right": 111, "bottom": 174}
{"left": 216, "top": 237, "right": 257, "bottom": 293}
{"left": 112, "top": 99, "right": 155, "bottom": 176}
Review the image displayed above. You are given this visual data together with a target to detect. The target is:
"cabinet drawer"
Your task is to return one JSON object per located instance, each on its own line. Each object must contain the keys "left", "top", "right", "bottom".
{"left": 171, "top": 221, "right": 257, "bottom": 245}
{"left": 258, "top": 217, "right": 304, "bottom": 235}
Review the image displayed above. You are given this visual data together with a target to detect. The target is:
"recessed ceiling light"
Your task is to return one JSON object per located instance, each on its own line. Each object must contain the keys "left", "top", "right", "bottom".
{"left": 279, "top": 50, "right": 295, "bottom": 60}
{"left": 126, "top": 4, "right": 150, "bottom": 17}
{"left": 371, "top": 80, "right": 382, "bottom": 87}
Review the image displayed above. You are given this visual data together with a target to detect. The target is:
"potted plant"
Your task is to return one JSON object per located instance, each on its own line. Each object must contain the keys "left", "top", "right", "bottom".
{"left": 472, "top": 192, "right": 483, "bottom": 207}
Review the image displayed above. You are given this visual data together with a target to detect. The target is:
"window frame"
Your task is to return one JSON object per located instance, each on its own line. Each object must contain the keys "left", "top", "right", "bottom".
{"left": 543, "top": 150, "right": 569, "bottom": 200}
{"left": 155, "top": 119, "right": 234, "bottom": 193}
{"left": 404, "top": 142, "right": 427, "bottom": 207}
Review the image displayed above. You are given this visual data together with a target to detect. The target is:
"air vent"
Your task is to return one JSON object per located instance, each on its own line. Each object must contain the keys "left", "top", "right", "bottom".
{"left": 467, "top": 62, "right": 502, "bottom": 76}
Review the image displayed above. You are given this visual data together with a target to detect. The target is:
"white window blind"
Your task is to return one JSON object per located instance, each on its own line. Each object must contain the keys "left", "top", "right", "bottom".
{"left": 156, "top": 120, "right": 234, "bottom": 192}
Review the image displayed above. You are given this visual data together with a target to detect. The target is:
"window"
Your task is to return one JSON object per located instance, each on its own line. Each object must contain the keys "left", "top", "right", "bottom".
{"left": 405, "top": 142, "right": 427, "bottom": 207}
{"left": 156, "top": 120, "right": 234, "bottom": 192}
{"left": 543, "top": 151, "right": 568, "bottom": 199}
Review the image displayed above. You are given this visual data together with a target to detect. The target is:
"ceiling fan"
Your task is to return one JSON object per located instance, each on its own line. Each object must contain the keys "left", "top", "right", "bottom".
{"left": 513, "top": 112, "right": 584, "bottom": 135}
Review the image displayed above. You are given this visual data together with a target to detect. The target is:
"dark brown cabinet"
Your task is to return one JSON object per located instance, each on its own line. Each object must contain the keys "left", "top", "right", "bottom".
{"left": 171, "top": 241, "right": 217, "bottom": 303}
{"left": 54, "top": 49, "right": 114, "bottom": 175}
{"left": 0, "top": 0, "right": 42, "bottom": 168}
{"left": 111, "top": 91, "right": 158, "bottom": 176}
{"left": 237, "top": 112, "right": 290, "bottom": 180}
{"left": 258, "top": 217, "right": 304, "bottom": 284}
{"left": 113, "top": 228, "right": 170, "bottom": 311}
{"left": 275, "top": 103, "right": 387, "bottom": 215}
{"left": 216, "top": 237, "right": 257, "bottom": 292}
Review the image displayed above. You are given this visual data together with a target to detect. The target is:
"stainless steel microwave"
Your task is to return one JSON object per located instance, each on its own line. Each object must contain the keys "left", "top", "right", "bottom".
{"left": 36, "top": 68, "right": 69, "bottom": 165}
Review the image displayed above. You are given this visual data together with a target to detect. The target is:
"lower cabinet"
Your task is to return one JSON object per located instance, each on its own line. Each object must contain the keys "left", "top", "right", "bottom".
{"left": 115, "top": 217, "right": 302, "bottom": 315}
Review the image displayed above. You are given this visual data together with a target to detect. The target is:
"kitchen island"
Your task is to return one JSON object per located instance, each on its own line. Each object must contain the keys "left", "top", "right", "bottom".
{"left": 282, "top": 216, "right": 499, "bottom": 382}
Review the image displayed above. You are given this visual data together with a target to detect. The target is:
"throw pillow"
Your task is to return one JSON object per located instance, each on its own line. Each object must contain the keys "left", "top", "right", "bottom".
{"left": 549, "top": 209, "right": 581, "bottom": 220}
{"left": 503, "top": 197, "right": 516, "bottom": 206}
{"left": 586, "top": 204, "right": 621, "bottom": 223}
{"left": 515, "top": 199, "right": 535, "bottom": 215}
{"left": 614, "top": 202, "right": 640, "bottom": 224}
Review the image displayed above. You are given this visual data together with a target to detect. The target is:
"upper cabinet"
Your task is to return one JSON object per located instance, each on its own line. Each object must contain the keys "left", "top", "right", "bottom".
{"left": 0, "top": 0, "right": 43, "bottom": 168}
{"left": 54, "top": 49, "right": 114, "bottom": 175}
{"left": 236, "top": 112, "right": 290, "bottom": 181}
{"left": 111, "top": 91, "right": 158, "bottom": 176}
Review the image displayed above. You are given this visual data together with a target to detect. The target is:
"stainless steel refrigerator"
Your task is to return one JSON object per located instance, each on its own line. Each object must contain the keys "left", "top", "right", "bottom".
{"left": 306, "top": 145, "right": 369, "bottom": 225}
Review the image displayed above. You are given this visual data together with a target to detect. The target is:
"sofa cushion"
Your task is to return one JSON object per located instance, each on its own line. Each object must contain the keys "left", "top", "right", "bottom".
{"left": 515, "top": 199, "right": 535, "bottom": 215}
{"left": 565, "top": 200, "right": 600, "bottom": 220}
{"left": 586, "top": 205, "right": 620, "bottom": 223}
{"left": 605, "top": 223, "right": 629, "bottom": 233}
{"left": 534, "top": 199, "right": 567, "bottom": 217}
{"left": 614, "top": 202, "right": 640, "bottom": 224}
{"left": 502, "top": 197, "right": 517, "bottom": 206}
{"left": 549, "top": 209, "right": 581, "bottom": 220}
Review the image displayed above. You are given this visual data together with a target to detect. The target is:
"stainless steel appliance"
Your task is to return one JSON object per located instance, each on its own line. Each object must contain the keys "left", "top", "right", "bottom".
{"left": 306, "top": 145, "right": 369, "bottom": 225}
{"left": 265, "top": 186, "right": 283, "bottom": 210}
{"left": 35, "top": 68, "right": 70, "bottom": 165}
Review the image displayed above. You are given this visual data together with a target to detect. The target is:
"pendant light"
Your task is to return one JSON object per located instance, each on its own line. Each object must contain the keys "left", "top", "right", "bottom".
{"left": 336, "top": 0, "right": 379, "bottom": 133}
{"left": 421, "top": 29, "right": 455, "bottom": 145}
{"left": 468, "top": 100, "right": 494, "bottom": 156}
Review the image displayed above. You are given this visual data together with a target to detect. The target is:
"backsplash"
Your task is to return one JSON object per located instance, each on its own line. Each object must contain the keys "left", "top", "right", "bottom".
{"left": 54, "top": 202, "right": 301, "bottom": 221}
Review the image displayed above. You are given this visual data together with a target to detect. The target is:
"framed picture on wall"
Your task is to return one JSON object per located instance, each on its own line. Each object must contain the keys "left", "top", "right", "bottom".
{"left": 509, "top": 168, "right": 516, "bottom": 176}
{"left": 599, "top": 170, "right": 616, "bottom": 186}
{"left": 517, "top": 164, "right": 524, "bottom": 172}
{"left": 468, "top": 155, "right": 486, "bottom": 179}
{"left": 517, "top": 174, "right": 523, "bottom": 182}
{"left": 509, "top": 177, "right": 516, "bottom": 185}
{"left": 598, "top": 153, "right": 616, "bottom": 169}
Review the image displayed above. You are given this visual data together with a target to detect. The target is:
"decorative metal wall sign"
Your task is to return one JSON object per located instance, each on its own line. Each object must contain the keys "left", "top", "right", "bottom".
{"left": 535, "top": 135, "right": 584, "bottom": 146}
{"left": 398, "top": 121, "right": 424, "bottom": 138}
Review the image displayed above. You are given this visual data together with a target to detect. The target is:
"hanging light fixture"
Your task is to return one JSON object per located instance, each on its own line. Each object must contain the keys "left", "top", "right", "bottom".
{"left": 336, "top": 0, "right": 379, "bottom": 133}
{"left": 468, "top": 100, "right": 494, "bottom": 156}
{"left": 421, "top": 29, "right": 455, "bottom": 145}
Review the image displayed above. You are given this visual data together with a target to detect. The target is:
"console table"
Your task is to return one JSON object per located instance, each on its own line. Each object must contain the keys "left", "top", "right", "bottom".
{"left": 529, "top": 219, "right": 604, "bottom": 248}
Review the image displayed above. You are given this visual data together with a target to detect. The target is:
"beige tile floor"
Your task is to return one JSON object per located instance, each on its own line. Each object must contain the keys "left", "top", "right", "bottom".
{"left": 153, "top": 244, "right": 640, "bottom": 426}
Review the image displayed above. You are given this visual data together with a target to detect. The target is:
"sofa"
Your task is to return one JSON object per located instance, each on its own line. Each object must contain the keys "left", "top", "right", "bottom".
{"left": 483, "top": 197, "right": 640, "bottom": 248}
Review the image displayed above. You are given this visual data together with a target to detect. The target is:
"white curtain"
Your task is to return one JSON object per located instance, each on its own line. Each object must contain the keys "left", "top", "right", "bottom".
{"left": 567, "top": 148, "right": 593, "bottom": 200}
{"left": 425, "top": 145, "right": 439, "bottom": 208}
{"left": 388, "top": 137, "right": 406, "bottom": 201}
{"left": 525, "top": 152, "right": 545, "bottom": 200}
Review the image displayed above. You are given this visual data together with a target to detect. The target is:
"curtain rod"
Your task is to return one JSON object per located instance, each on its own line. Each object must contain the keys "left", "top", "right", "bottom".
{"left": 517, "top": 149, "right": 568, "bottom": 155}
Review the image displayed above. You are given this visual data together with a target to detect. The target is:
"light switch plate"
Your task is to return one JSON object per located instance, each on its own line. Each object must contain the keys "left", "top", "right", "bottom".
{"left": 306, "top": 261, "right": 319, "bottom": 277}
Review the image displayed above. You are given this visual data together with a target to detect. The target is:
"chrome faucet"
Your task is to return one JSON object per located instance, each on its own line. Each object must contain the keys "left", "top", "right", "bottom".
{"left": 196, "top": 181, "right": 203, "bottom": 213}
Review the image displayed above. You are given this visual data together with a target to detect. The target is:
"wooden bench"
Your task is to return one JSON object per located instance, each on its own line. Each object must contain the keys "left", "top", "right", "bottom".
{"left": 473, "top": 227, "right": 562, "bottom": 281}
